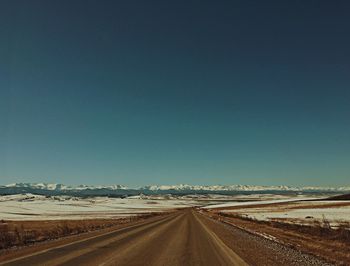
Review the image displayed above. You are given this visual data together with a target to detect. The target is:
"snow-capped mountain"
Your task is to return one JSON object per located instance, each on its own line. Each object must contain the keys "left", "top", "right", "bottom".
{"left": 3, "top": 183, "right": 127, "bottom": 191}
{"left": 141, "top": 184, "right": 350, "bottom": 192}
{"left": 1, "top": 183, "right": 130, "bottom": 196}
{"left": 4, "top": 183, "right": 73, "bottom": 191}
{"left": 1, "top": 182, "right": 350, "bottom": 197}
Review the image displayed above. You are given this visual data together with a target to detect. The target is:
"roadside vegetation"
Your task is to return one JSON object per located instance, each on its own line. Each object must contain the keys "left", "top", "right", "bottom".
{"left": 0, "top": 213, "right": 164, "bottom": 249}
{"left": 217, "top": 212, "right": 350, "bottom": 244}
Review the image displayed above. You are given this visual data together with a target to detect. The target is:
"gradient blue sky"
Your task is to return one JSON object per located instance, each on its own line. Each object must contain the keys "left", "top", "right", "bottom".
{"left": 1, "top": 0, "right": 349, "bottom": 186}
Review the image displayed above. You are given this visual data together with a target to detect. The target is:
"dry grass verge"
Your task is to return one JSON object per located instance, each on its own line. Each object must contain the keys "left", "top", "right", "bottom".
{"left": 218, "top": 212, "right": 350, "bottom": 244}
{"left": 0, "top": 213, "right": 165, "bottom": 250}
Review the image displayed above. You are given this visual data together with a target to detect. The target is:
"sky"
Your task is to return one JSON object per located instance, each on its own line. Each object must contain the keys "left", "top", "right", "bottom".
{"left": 1, "top": 0, "right": 349, "bottom": 187}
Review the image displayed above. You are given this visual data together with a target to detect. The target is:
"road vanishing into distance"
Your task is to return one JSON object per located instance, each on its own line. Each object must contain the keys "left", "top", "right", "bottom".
{"left": 1, "top": 210, "right": 329, "bottom": 266}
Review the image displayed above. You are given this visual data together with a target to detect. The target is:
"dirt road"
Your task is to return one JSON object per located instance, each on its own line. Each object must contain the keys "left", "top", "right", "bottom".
{"left": 0, "top": 210, "right": 329, "bottom": 266}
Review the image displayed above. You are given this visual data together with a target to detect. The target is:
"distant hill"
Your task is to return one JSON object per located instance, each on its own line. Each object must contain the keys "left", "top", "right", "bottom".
{"left": 1, "top": 183, "right": 350, "bottom": 197}
{"left": 327, "top": 193, "right": 350, "bottom": 200}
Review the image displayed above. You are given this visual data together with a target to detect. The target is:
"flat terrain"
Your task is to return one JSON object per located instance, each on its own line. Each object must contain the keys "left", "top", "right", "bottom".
{"left": 0, "top": 210, "right": 329, "bottom": 266}
{"left": 0, "top": 194, "right": 199, "bottom": 220}
{"left": 205, "top": 198, "right": 350, "bottom": 227}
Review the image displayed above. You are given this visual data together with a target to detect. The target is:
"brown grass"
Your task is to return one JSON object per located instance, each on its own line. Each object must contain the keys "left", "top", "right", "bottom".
{"left": 214, "top": 201, "right": 350, "bottom": 212}
{"left": 0, "top": 213, "right": 165, "bottom": 250}
{"left": 217, "top": 212, "right": 350, "bottom": 244}
{"left": 286, "top": 202, "right": 350, "bottom": 210}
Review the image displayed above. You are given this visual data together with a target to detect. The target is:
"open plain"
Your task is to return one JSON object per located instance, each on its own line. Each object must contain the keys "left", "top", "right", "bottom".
{"left": 1, "top": 193, "right": 349, "bottom": 265}
{"left": 0, "top": 209, "right": 333, "bottom": 266}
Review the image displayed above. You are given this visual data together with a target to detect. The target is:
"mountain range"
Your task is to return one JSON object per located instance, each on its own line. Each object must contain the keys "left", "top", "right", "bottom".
{"left": 1, "top": 183, "right": 349, "bottom": 197}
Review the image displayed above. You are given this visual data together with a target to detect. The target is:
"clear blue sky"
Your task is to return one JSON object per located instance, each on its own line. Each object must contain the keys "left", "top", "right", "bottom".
{"left": 1, "top": 1, "right": 349, "bottom": 186}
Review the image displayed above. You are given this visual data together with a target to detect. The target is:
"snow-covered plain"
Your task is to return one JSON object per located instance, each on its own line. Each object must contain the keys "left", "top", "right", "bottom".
{"left": 0, "top": 194, "right": 199, "bottom": 220}
{"left": 2, "top": 192, "right": 348, "bottom": 225}
{"left": 215, "top": 200, "right": 350, "bottom": 226}
{"left": 239, "top": 205, "right": 350, "bottom": 224}
{"left": 0, "top": 193, "right": 277, "bottom": 220}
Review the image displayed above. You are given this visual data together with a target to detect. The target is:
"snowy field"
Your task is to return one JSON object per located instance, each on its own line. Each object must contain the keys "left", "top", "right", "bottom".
{"left": 213, "top": 199, "right": 350, "bottom": 226}
{"left": 2, "top": 193, "right": 348, "bottom": 225}
{"left": 0, "top": 194, "right": 199, "bottom": 220}
{"left": 0, "top": 193, "right": 304, "bottom": 220}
